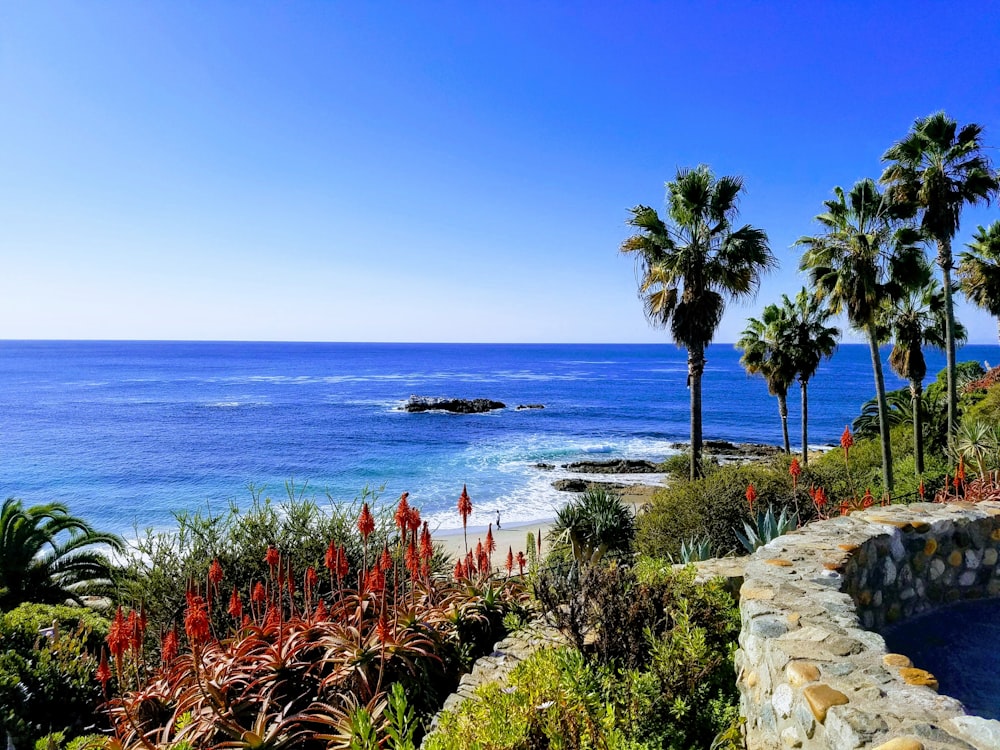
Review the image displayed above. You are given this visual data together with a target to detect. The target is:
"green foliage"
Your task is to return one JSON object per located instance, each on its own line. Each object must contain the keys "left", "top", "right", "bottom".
{"left": 636, "top": 460, "right": 802, "bottom": 558}
{"left": 0, "top": 498, "right": 123, "bottom": 610}
{"left": 385, "top": 682, "right": 417, "bottom": 750}
{"left": 668, "top": 536, "right": 716, "bottom": 564}
{"left": 548, "top": 488, "right": 635, "bottom": 567}
{"left": 434, "top": 565, "right": 740, "bottom": 750}
{"left": 0, "top": 603, "right": 109, "bottom": 654}
{"left": 113, "top": 484, "right": 414, "bottom": 637}
{"left": 0, "top": 618, "right": 108, "bottom": 749}
{"left": 734, "top": 505, "right": 798, "bottom": 554}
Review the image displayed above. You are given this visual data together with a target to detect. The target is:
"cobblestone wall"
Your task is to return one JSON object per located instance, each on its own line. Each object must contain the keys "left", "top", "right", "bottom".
{"left": 737, "top": 501, "right": 1000, "bottom": 750}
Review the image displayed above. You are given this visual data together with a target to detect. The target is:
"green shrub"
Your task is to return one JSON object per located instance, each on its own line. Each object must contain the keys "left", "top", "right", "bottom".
{"left": 0, "top": 603, "right": 109, "bottom": 655}
{"left": 433, "top": 564, "right": 740, "bottom": 750}
{"left": 636, "top": 460, "right": 803, "bottom": 558}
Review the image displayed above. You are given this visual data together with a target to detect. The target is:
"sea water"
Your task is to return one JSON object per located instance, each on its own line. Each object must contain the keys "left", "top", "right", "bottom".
{"left": 0, "top": 341, "right": 989, "bottom": 536}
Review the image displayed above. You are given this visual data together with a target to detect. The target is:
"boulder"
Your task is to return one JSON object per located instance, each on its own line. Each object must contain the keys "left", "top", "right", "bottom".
{"left": 552, "top": 479, "right": 629, "bottom": 493}
{"left": 562, "top": 459, "right": 661, "bottom": 474}
{"left": 402, "top": 396, "right": 506, "bottom": 414}
{"left": 515, "top": 404, "right": 545, "bottom": 410}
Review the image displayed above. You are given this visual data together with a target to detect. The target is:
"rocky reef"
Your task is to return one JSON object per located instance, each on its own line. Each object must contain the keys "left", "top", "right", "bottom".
{"left": 402, "top": 396, "right": 506, "bottom": 414}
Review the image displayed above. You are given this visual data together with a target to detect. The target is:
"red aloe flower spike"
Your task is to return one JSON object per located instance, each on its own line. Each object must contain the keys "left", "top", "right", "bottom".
{"left": 841, "top": 426, "right": 853, "bottom": 457}
{"left": 337, "top": 545, "right": 349, "bottom": 579}
{"left": 252, "top": 581, "right": 267, "bottom": 603}
{"left": 127, "top": 609, "right": 142, "bottom": 653}
{"left": 265, "top": 546, "right": 280, "bottom": 569}
{"left": 208, "top": 558, "right": 223, "bottom": 586}
{"left": 458, "top": 485, "right": 473, "bottom": 555}
{"left": 315, "top": 598, "right": 328, "bottom": 622}
{"left": 789, "top": 458, "right": 801, "bottom": 489}
{"left": 376, "top": 612, "right": 390, "bottom": 643}
{"left": 862, "top": 488, "right": 874, "bottom": 508}
{"left": 305, "top": 566, "right": 319, "bottom": 598}
{"left": 380, "top": 546, "right": 393, "bottom": 572}
{"left": 405, "top": 539, "right": 419, "bottom": 578}
{"left": 466, "top": 550, "right": 475, "bottom": 576}
{"left": 161, "top": 628, "right": 179, "bottom": 666}
{"left": 358, "top": 502, "right": 375, "bottom": 540}
{"left": 95, "top": 649, "right": 111, "bottom": 690}
{"left": 184, "top": 593, "right": 211, "bottom": 645}
{"left": 406, "top": 506, "right": 421, "bottom": 534}
{"left": 956, "top": 458, "right": 966, "bottom": 482}
{"left": 107, "top": 606, "right": 128, "bottom": 671}
{"left": 919, "top": 479, "right": 926, "bottom": 499}
{"left": 324, "top": 539, "right": 337, "bottom": 573}
{"left": 453, "top": 559, "right": 465, "bottom": 580}
{"left": 420, "top": 521, "right": 433, "bottom": 561}
{"left": 505, "top": 546, "right": 514, "bottom": 576}
{"left": 745, "top": 484, "right": 757, "bottom": 514}
{"left": 420, "top": 559, "right": 430, "bottom": 578}
{"left": 486, "top": 524, "right": 496, "bottom": 555}
{"left": 394, "top": 492, "right": 411, "bottom": 531}
{"left": 813, "top": 487, "right": 827, "bottom": 508}
{"left": 516, "top": 550, "right": 526, "bottom": 576}
{"left": 228, "top": 586, "right": 243, "bottom": 619}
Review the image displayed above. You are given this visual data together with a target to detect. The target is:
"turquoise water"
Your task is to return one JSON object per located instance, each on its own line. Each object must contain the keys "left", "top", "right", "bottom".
{"left": 0, "top": 341, "right": 987, "bottom": 536}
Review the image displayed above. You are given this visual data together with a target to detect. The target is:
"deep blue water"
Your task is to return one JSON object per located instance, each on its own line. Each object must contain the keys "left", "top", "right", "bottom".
{"left": 0, "top": 341, "right": 993, "bottom": 536}
{"left": 882, "top": 598, "right": 1000, "bottom": 720}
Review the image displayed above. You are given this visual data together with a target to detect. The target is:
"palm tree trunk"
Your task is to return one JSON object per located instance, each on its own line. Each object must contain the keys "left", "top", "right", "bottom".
{"left": 778, "top": 391, "right": 790, "bottom": 454}
{"left": 867, "top": 326, "right": 895, "bottom": 495}
{"left": 911, "top": 379, "right": 924, "bottom": 476}
{"left": 800, "top": 378, "right": 809, "bottom": 467}
{"left": 939, "top": 238, "right": 957, "bottom": 450}
{"left": 688, "top": 343, "right": 705, "bottom": 481}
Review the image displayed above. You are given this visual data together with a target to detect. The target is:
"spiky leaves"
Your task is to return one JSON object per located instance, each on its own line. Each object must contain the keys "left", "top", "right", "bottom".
{"left": 881, "top": 112, "right": 1000, "bottom": 443}
{"left": 959, "top": 221, "right": 1000, "bottom": 345}
{"left": 622, "top": 165, "right": 775, "bottom": 480}
{"left": 798, "top": 178, "right": 928, "bottom": 494}
{"left": 0, "top": 497, "right": 123, "bottom": 609}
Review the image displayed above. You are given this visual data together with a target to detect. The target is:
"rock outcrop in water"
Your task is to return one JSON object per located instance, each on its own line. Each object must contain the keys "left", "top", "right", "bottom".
{"left": 561, "top": 459, "right": 661, "bottom": 474}
{"left": 402, "top": 396, "right": 506, "bottom": 414}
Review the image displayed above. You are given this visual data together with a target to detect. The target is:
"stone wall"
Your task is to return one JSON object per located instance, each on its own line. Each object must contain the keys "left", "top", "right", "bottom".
{"left": 737, "top": 501, "right": 1000, "bottom": 750}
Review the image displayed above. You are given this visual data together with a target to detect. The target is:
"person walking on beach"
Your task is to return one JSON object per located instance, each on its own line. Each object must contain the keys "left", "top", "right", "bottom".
{"left": 496, "top": 509, "right": 501, "bottom": 529}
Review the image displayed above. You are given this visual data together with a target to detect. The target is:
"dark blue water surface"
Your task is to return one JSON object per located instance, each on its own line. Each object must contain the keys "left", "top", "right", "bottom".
{"left": 0, "top": 341, "right": 992, "bottom": 535}
{"left": 882, "top": 598, "right": 1000, "bottom": 720}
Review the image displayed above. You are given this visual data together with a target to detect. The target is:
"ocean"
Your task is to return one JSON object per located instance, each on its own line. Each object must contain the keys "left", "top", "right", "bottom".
{"left": 0, "top": 341, "right": 989, "bottom": 537}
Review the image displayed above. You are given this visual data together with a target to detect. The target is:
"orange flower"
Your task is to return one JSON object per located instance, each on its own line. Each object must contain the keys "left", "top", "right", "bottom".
{"left": 315, "top": 599, "right": 328, "bottom": 622}
{"left": 516, "top": 551, "right": 527, "bottom": 576}
{"left": 505, "top": 546, "right": 514, "bottom": 574}
{"left": 918, "top": 479, "right": 926, "bottom": 499}
{"left": 841, "top": 426, "right": 854, "bottom": 455}
{"left": 324, "top": 539, "right": 337, "bottom": 573}
{"left": 458, "top": 485, "right": 473, "bottom": 524}
{"left": 107, "top": 606, "right": 128, "bottom": 661}
{"left": 184, "top": 593, "right": 211, "bottom": 644}
{"left": 337, "top": 545, "right": 349, "bottom": 579}
{"left": 208, "top": 558, "right": 224, "bottom": 586}
{"left": 862, "top": 488, "right": 874, "bottom": 508}
{"left": 358, "top": 502, "right": 375, "bottom": 540}
{"left": 227, "top": 586, "right": 243, "bottom": 619}
{"left": 956, "top": 458, "right": 966, "bottom": 483}
{"left": 406, "top": 506, "right": 421, "bottom": 534}
{"left": 485, "top": 524, "right": 496, "bottom": 555}
{"left": 376, "top": 613, "right": 390, "bottom": 643}
{"left": 745, "top": 483, "right": 757, "bottom": 513}
{"left": 161, "top": 628, "right": 179, "bottom": 665}
{"left": 304, "top": 566, "right": 319, "bottom": 594}
{"left": 95, "top": 650, "right": 111, "bottom": 688}
{"left": 453, "top": 559, "right": 465, "bottom": 580}
{"left": 265, "top": 546, "right": 280, "bottom": 568}
{"left": 251, "top": 581, "right": 267, "bottom": 603}
{"left": 394, "top": 492, "right": 411, "bottom": 531}
{"left": 812, "top": 487, "right": 827, "bottom": 508}
{"left": 380, "top": 546, "right": 393, "bottom": 572}
{"left": 789, "top": 458, "right": 801, "bottom": 483}
{"left": 405, "top": 539, "right": 419, "bottom": 577}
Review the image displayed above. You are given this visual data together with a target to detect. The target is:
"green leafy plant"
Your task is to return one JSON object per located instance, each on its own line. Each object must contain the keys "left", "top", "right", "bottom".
{"left": 734, "top": 505, "right": 798, "bottom": 554}
{"left": 669, "top": 536, "right": 716, "bottom": 564}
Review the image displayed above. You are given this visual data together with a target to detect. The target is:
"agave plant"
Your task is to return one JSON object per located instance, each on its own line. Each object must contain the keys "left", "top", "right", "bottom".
{"left": 734, "top": 506, "right": 799, "bottom": 554}
{"left": 669, "top": 536, "right": 717, "bottom": 564}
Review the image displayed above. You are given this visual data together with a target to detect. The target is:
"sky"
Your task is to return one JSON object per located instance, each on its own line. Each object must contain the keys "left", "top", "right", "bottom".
{"left": 1, "top": 2, "right": 999, "bottom": 344}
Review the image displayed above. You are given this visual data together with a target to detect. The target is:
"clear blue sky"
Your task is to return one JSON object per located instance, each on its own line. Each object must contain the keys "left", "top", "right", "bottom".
{"left": 2, "top": 2, "right": 999, "bottom": 343}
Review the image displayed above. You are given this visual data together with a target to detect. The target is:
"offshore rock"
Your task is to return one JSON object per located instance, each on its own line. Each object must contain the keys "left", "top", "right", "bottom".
{"left": 402, "top": 396, "right": 506, "bottom": 414}
{"left": 552, "top": 478, "right": 628, "bottom": 493}
{"left": 562, "top": 459, "right": 661, "bottom": 474}
{"left": 515, "top": 403, "right": 545, "bottom": 410}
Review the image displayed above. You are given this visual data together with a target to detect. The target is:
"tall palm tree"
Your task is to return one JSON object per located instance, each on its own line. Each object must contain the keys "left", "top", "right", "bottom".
{"left": 881, "top": 279, "right": 964, "bottom": 475}
{"left": 782, "top": 289, "right": 839, "bottom": 466}
{"left": 0, "top": 498, "right": 123, "bottom": 608}
{"left": 881, "top": 112, "right": 999, "bottom": 444}
{"left": 621, "top": 165, "right": 775, "bottom": 480}
{"left": 797, "top": 178, "right": 927, "bottom": 495}
{"left": 958, "top": 221, "right": 1000, "bottom": 346}
{"left": 737, "top": 304, "right": 797, "bottom": 454}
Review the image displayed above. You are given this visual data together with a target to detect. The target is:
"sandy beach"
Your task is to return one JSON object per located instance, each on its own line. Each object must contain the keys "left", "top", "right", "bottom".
{"left": 433, "top": 484, "right": 658, "bottom": 565}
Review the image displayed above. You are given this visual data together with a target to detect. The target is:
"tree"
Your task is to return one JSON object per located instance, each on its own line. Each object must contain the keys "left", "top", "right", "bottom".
{"left": 0, "top": 498, "right": 123, "bottom": 609}
{"left": 737, "top": 304, "right": 797, "bottom": 454}
{"left": 621, "top": 165, "right": 775, "bottom": 480}
{"left": 958, "top": 221, "right": 1000, "bottom": 346}
{"left": 782, "top": 289, "right": 839, "bottom": 466}
{"left": 797, "top": 178, "right": 927, "bottom": 495}
{"left": 549, "top": 488, "right": 635, "bottom": 567}
{"left": 881, "top": 112, "right": 999, "bottom": 445}
{"left": 882, "top": 279, "right": 964, "bottom": 475}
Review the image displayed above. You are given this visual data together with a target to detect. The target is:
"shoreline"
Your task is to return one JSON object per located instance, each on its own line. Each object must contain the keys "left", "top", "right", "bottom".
{"left": 433, "top": 484, "right": 657, "bottom": 563}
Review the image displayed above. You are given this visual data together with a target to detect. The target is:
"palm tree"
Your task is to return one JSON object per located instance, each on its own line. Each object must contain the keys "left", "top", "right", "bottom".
{"left": 958, "top": 221, "right": 1000, "bottom": 346}
{"left": 0, "top": 498, "right": 123, "bottom": 608}
{"left": 737, "top": 304, "right": 797, "bottom": 454}
{"left": 782, "top": 289, "right": 839, "bottom": 466}
{"left": 797, "top": 178, "right": 927, "bottom": 495}
{"left": 621, "top": 165, "right": 775, "bottom": 480}
{"left": 881, "top": 112, "right": 999, "bottom": 444}
{"left": 882, "top": 279, "right": 964, "bottom": 475}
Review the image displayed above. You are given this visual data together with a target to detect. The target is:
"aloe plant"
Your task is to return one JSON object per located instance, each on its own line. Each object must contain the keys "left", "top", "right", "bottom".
{"left": 735, "top": 505, "right": 798, "bottom": 554}
{"left": 669, "top": 536, "right": 717, "bottom": 564}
